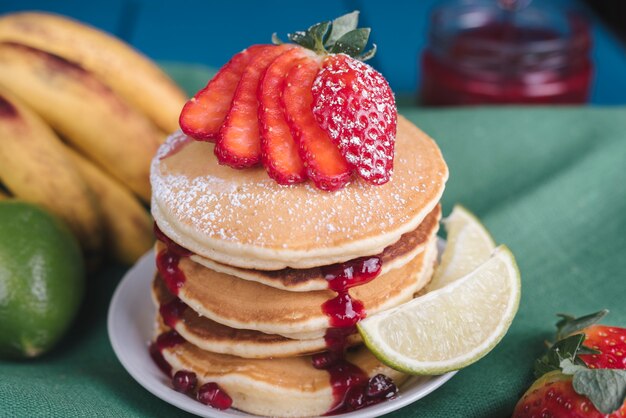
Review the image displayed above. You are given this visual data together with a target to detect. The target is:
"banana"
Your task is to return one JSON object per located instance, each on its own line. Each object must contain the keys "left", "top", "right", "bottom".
{"left": 0, "top": 41, "right": 160, "bottom": 202}
{"left": 0, "top": 188, "right": 10, "bottom": 200}
{"left": 65, "top": 146, "right": 154, "bottom": 265}
{"left": 0, "top": 11, "right": 187, "bottom": 132}
{"left": 0, "top": 88, "right": 102, "bottom": 257}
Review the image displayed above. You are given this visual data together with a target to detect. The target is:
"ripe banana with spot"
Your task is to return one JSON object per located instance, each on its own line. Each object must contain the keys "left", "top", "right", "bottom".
{"left": 0, "top": 41, "right": 162, "bottom": 202}
{"left": 65, "top": 146, "right": 154, "bottom": 265}
{"left": 0, "top": 88, "right": 102, "bottom": 257}
{"left": 0, "top": 11, "right": 187, "bottom": 132}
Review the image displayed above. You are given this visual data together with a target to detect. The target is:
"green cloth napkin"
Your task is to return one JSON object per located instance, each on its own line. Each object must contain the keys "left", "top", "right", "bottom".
{"left": 1, "top": 65, "right": 625, "bottom": 417}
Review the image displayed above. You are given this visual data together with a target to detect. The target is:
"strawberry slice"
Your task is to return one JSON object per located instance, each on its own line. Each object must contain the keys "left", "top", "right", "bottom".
{"left": 258, "top": 47, "right": 309, "bottom": 184}
{"left": 179, "top": 45, "right": 265, "bottom": 141}
{"left": 215, "top": 44, "right": 292, "bottom": 168}
{"left": 282, "top": 58, "right": 351, "bottom": 191}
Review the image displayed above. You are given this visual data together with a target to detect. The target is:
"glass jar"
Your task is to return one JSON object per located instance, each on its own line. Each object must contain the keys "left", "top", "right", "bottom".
{"left": 420, "top": 0, "right": 593, "bottom": 105}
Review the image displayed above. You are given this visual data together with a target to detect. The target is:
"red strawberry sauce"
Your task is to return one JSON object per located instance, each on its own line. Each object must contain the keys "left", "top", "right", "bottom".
{"left": 149, "top": 330, "right": 186, "bottom": 376}
{"left": 152, "top": 225, "right": 231, "bottom": 410}
{"left": 316, "top": 256, "right": 399, "bottom": 414}
{"left": 159, "top": 297, "right": 187, "bottom": 329}
{"left": 154, "top": 223, "right": 192, "bottom": 295}
{"left": 151, "top": 226, "right": 398, "bottom": 412}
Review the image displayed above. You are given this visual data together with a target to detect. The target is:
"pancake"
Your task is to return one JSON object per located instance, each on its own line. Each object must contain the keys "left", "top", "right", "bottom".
{"left": 189, "top": 204, "right": 441, "bottom": 292}
{"left": 152, "top": 275, "right": 362, "bottom": 358}
{"left": 151, "top": 115, "right": 448, "bottom": 270}
{"left": 157, "top": 327, "right": 408, "bottom": 417}
{"left": 158, "top": 237, "right": 437, "bottom": 338}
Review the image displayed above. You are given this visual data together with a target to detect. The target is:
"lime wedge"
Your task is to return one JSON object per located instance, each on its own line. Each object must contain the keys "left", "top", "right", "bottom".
{"left": 358, "top": 246, "right": 520, "bottom": 375}
{"left": 428, "top": 205, "right": 496, "bottom": 291}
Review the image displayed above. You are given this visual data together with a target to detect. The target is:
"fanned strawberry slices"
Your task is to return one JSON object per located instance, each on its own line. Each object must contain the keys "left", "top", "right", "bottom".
{"left": 258, "top": 47, "right": 309, "bottom": 184}
{"left": 179, "top": 45, "right": 265, "bottom": 141}
{"left": 283, "top": 57, "right": 351, "bottom": 191}
{"left": 179, "top": 12, "right": 397, "bottom": 191}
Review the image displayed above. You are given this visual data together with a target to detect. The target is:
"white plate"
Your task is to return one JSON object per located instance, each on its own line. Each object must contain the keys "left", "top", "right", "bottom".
{"left": 108, "top": 248, "right": 456, "bottom": 418}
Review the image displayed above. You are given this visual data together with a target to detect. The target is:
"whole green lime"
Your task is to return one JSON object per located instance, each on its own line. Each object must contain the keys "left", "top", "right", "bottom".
{"left": 0, "top": 201, "right": 84, "bottom": 358}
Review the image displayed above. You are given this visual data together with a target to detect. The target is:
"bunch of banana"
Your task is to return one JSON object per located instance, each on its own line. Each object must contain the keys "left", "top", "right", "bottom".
{"left": 0, "top": 11, "right": 187, "bottom": 264}
{"left": 0, "top": 88, "right": 103, "bottom": 261}
{"left": 0, "top": 12, "right": 186, "bottom": 133}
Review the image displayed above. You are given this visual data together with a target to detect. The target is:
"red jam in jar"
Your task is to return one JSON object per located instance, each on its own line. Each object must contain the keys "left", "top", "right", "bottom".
{"left": 420, "top": 0, "right": 592, "bottom": 105}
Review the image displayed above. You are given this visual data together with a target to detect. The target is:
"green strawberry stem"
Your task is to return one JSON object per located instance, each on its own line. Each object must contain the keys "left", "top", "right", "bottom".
{"left": 272, "top": 11, "right": 377, "bottom": 61}
{"left": 555, "top": 309, "right": 609, "bottom": 340}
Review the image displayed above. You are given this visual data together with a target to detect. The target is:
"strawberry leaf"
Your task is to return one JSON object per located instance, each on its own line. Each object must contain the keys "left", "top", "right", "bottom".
{"left": 288, "top": 30, "right": 316, "bottom": 50}
{"left": 556, "top": 309, "right": 609, "bottom": 340}
{"left": 278, "top": 11, "right": 377, "bottom": 61}
{"left": 327, "top": 11, "right": 360, "bottom": 47}
{"left": 271, "top": 33, "right": 283, "bottom": 45}
{"left": 309, "top": 21, "right": 332, "bottom": 52}
{"left": 357, "top": 44, "right": 377, "bottom": 61}
{"left": 534, "top": 334, "right": 587, "bottom": 378}
{"left": 572, "top": 368, "right": 626, "bottom": 414}
{"left": 560, "top": 358, "right": 588, "bottom": 375}
{"left": 329, "top": 28, "right": 371, "bottom": 56}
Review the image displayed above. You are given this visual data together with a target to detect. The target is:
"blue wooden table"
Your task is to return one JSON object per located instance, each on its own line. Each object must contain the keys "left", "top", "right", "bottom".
{"left": 2, "top": 0, "right": 626, "bottom": 103}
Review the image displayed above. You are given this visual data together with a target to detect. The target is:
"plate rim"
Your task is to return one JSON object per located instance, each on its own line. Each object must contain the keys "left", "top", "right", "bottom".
{"left": 107, "top": 247, "right": 456, "bottom": 418}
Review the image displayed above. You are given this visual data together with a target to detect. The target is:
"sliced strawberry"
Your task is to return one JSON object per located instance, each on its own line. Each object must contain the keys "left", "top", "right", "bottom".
{"left": 215, "top": 44, "right": 293, "bottom": 168}
{"left": 312, "top": 54, "right": 397, "bottom": 185}
{"left": 258, "top": 47, "right": 309, "bottom": 184}
{"left": 179, "top": 44, "right": 265, "bottom": 141}
{"left": 282, "top": 58, "right": 351, "bottom": 191}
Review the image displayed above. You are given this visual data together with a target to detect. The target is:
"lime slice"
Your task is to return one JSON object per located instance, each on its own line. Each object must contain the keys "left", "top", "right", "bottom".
{"left": 358, "top": 246, "right": 520, "bottom": 375}
{"left": 429, "top": 205, "right": 496, "bottom": 291}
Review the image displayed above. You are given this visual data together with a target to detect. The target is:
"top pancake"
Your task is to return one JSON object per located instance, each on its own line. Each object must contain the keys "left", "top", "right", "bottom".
{"left": 151, "top": 115, "right": 448, "bottom": 270}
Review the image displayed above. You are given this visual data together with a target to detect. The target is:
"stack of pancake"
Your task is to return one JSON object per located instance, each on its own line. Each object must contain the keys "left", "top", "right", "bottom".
{"left": 149, "top": 115, "right": 448, "bottom": 417}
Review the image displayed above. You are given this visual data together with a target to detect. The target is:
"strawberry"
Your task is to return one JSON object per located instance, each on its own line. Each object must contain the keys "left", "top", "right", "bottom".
{"left": 513, "top": 370, "right": 626, "bottom": 418}
{"left": 181, "top": 11, "right": 398, "bottom": 190}
{"left": 579, "top": 325, "right": 626, "bottom": 370}
{"left": 282, "top": 57, "right": 351, "bottom": 191}
{"left": 258, "top": 47, "right": 309, "bottom": 184}
{"left": 312, "top": 54, "right": 396, "bottom": 185}
{"left": 179, "top": 45, "right": 265, "bottom": 141}
{"left": 273, "top": 11, "right": 395, "bottom": 186}
{"left": 215, "top": 44, "right": 292, "bottom": 168}
{"left": 514, "top": 311, "right": 626, "bottom": 418}
{"left": 556, "top": 310, "right": 626, "bottom": 370}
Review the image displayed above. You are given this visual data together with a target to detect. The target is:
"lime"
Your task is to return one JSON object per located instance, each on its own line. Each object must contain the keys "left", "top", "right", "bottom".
{"left": 358, "top": 246, "right": 520, "bottom": 375}
{"left": 0, "top": 201, "right": 84, "bottom": 358}
{"left": 428, "top": 205, "right": 496, "bottom": 291}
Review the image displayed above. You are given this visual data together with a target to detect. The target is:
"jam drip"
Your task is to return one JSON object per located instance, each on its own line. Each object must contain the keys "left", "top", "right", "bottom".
{"left": 315, "top": 256, "right": 398, "bottom": 414}
{"left": 160, "top": 297, "right": 187, "bottom": 328}
{"left": 154, "top": 223, "right": 192, "bottom": 295}
{"left": 149, "top": 330, "right": 185, "bottom": 376}
{"left": 152, "top": 224, "right": 234, "bottom": 410}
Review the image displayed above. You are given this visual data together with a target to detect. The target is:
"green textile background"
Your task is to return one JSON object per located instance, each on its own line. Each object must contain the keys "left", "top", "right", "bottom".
{"left": 1, "top": 66, "right": 625, "bottom": 417}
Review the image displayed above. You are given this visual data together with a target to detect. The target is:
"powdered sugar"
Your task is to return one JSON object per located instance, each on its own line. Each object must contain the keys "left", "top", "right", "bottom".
{"left": 150, "top": 123, "right": 447, "bottom": 250}
{"left": 312, "top": 54, "right": 397, "bottom": 185}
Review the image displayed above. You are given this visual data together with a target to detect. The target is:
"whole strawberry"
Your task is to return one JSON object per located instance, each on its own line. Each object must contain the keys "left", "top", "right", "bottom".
{"left": 513, "top": 370, "right": 626, "bottom": 418}
{"left": 514, "top": 311, "right": 626, "bottom": 418}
